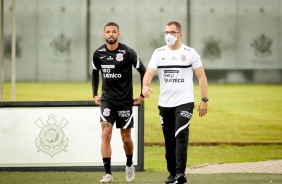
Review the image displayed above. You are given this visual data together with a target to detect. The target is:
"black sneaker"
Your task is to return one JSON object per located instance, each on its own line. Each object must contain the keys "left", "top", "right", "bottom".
{"left": 164, "top": 174, "right": 176, "bottom": 184}
{"left": 174, "top": 173, "right": 187, "bottom": 184}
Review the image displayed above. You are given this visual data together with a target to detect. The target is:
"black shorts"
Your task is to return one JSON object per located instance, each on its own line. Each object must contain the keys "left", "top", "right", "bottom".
{"left": 100, "top": 100, "right": 134, "bottom": 129}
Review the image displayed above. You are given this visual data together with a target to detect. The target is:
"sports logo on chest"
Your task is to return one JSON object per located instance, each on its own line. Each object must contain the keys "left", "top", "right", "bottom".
{"left": 180, "top": 55, "right": 187, "bottom": 62}
{"left": 116, "top": 53, "right": 124, "bottom": 62}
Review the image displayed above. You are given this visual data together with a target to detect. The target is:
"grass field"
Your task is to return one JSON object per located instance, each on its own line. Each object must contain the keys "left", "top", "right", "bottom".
{"left": 0, "top": 171, "right": 281, "bottom": 184}
{"left": 3, "top": 82, "right": 282, "bottom": 142}
{"left": 1, "top": 82, "right": 282, "bottom": 183}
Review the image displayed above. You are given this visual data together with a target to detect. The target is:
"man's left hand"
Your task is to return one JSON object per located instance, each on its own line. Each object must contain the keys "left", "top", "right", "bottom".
{"left": 198, "top": 101, "right": 208, "bottom": 117}
{"left": 133, "top": 96, "right": 144, "bottom": 105}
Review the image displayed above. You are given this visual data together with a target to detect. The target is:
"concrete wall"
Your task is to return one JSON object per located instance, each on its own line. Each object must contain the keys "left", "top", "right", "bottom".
{"left": 190, "top": 0, "right": 282, "bottom": 83}
{"left": 3, "top": 0, "right": 87, "bottom": 81}
{"left": 2, "top": 0, "right": 282, "bottom": 83}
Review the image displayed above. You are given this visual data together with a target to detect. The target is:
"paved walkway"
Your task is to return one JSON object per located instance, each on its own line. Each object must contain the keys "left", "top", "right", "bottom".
{"left": 186, "top": 160, "right": 282, "bottom": 174}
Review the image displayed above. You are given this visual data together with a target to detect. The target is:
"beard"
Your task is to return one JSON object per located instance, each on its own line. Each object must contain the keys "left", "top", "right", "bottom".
{"left": 105, "top": 37, "right": 118, "bottom": 45}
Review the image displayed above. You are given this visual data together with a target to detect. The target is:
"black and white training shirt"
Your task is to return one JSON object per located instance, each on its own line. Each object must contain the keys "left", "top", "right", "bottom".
{"left": 148, "top": 44, "right": 203, "bottom": 107}
{"left": 92, "top": 43, "right": 146, "bottom": 102}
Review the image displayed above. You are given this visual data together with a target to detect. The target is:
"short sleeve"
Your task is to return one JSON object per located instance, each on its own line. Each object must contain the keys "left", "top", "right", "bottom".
{"left": 191, "top": 49, "right": 203, "bottom": 69}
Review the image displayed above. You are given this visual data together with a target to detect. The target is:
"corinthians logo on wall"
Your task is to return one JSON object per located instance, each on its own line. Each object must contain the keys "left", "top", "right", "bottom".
{"left": 251, "top": 34, "right": 272, "bottom": 57}
{"left": 50, "top": 33, "right": 72, "bottom": 56}
{"left": 202, "top": 36, "right": 221, "bottom": 61}
{"left": 35, "top": 114, "right": 69, "bottom": 157}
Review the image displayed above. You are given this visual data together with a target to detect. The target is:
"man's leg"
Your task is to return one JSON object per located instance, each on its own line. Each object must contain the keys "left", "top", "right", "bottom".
{"left": 121, "top": 128, "right": 134, "bottom": 165}
{"left": 160, "top": 107, "right": 176, "bottom": 176}
{"left": 159, "top": 107, "right": 177, "bottom": 184}
{"left": 174, "top": 103, "right": 194, "bottom": 183}
{"left": 121, "top": 128, "right": 135, "bottom": 182}
{"left": 100, "top": 121, "right": 114, "bottom": 183}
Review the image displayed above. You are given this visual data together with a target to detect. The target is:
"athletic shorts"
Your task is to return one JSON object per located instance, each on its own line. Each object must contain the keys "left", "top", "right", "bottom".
{"left": 158, "top": 102, "right": 194, "bottom": 131}
{"left": 100, "top": 100, "right": 134, "bottom": 129}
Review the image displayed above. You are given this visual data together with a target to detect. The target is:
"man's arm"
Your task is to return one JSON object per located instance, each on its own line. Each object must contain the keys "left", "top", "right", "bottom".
{"left": 136, "top": 64, "right": 146, "bottom": 97}
{"left": 92, "top": 69, "right": 101, "bottom": 105}
{"left": 133, "top": 64, "right": 146, "bottom": 105}
{"left": 142, "top": 68, "right": 156, "bottom": 98}
{"left": 194, "top": 66, "right": 208, "bottom": 117}
{"left": 129, "top": 48, "right": 146, "bottom": 98}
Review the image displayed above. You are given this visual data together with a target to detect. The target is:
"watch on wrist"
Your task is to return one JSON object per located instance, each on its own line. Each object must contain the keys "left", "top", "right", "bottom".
{"left": 202, "top": 97, "right": 209, "bottom": 102}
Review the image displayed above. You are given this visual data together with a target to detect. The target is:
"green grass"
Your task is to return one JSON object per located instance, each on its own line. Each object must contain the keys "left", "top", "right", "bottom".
{"left": 3, "top": 82, "right": 282, "bottom": 142}
{"left": 143, "top": 83, "right": 282, "bottom": 142}
{"left": 2, "top": 82, "right": 282, "bottom": 173}
{"left": 1, "top": 82, "right": 282, "bottom": 183}
{"left": 145, "top": 145, "right": 282, "bottom": 171}
{"left": 0, "top": 172, "right": 281, "bottom": 184}
{"left": 2, "top": 82, "right": 93, "bottom": 101}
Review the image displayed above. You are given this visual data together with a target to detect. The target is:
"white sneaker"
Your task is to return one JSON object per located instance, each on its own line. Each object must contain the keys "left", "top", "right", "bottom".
{"left": 100, "top": 173, "right": 113, "bottom": 183}
{"left": 125, "top": 165, "right": 135, "bottom": 182}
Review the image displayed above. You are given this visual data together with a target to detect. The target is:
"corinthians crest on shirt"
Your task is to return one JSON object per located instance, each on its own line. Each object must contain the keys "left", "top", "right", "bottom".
{"left": 116, "top": 53, "right": 124, "bottom": 62}
{"left": 181, "top": 55, "right": 187, "bottom": 62}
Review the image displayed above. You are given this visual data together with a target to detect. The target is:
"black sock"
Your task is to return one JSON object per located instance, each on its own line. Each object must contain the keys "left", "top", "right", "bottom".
{"left": 103, "top": 157, "right": 111, "bottom": 174}
{"left": 126, "top": 154, "right": 133, "bottom": 167}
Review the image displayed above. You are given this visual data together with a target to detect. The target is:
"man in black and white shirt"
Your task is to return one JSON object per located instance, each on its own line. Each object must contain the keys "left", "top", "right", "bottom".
{"left": 92, "top": 22, "right": 146, "bottom": 183}
{"left": 142, "top": 21, "right": 208, "bottom": 184}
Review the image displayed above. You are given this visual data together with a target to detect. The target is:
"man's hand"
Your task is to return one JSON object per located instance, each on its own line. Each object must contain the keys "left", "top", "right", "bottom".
{"left": 198, "top": 101, "right": 208, "bottom": 117}
{"left": 94, "top": 96, "right": 101, "bottom": 106}
{"left": 133, "top": 96, "right": 144, "bottom": 105}
{"left": 142, "top": 86, "right": 153, "bottom": 98}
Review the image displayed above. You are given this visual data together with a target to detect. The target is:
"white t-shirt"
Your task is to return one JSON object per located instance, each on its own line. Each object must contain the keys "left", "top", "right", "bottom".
{"left": 148, "top": 44, "right": 202, "bottom": 107}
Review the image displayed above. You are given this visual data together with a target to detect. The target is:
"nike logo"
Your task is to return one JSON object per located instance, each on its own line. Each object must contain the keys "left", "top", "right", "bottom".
{"left": 100, "top": 56, "right": 106, "bottom": 59}
{"left": 161, "top": 58, "right": 166, "bottom": 60}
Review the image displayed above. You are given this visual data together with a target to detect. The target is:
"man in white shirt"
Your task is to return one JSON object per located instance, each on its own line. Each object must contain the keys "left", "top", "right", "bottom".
{"left": 142, "top": 21, "right": 208, "bottom": 184}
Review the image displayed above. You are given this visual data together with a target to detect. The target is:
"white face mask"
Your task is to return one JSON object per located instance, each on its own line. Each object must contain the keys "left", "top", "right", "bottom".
{"left": 165, "top": 33, "right": 178, "bottom": 46}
